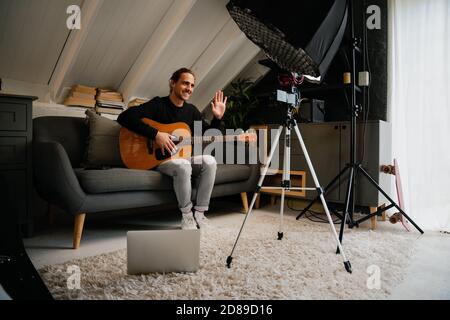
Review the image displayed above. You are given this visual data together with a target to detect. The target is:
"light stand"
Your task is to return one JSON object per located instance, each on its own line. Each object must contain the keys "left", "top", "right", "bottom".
{"left": 226, "top": 78, "right": 352, "bottom": 273}
{"left": 295, "top": 0, "right": 424, "bottom": 244}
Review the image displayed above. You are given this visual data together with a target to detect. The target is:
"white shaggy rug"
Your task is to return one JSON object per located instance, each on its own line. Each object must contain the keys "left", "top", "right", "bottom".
{"left": 39, "top": 211, "right": 419, "bottom": 300}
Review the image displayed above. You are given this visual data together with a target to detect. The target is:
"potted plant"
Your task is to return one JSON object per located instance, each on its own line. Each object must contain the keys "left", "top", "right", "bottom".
{"left": 221, "top": 78, "right": 261, "bottom": 131}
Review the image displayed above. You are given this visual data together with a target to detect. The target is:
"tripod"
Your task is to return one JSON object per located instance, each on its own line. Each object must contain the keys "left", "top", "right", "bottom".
{"left": 226, "top": 85, "right": 352, "bottom": 274}
{"left": 296, "top": 0, "right": 424, "bottom": 244}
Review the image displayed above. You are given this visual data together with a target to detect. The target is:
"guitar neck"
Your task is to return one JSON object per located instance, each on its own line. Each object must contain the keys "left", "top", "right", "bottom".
{"left": 190, "top": 135, "right": 245, "bottom": 143}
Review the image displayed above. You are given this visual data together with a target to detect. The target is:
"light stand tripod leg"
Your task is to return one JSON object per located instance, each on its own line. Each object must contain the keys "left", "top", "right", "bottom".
{"left": 357, "top": 165, "right": 424, "bottom": 234}
{"left": 355, "top": 204, "right": 394, "bottom": 225}
{"left": 337, "top": 165, "right": 355, "bottom": 254}
{"left": 292, "top": 123, "right": 352, "bottom": 273}
{"left": 227, "top": 126, "right": 284, "bottom": 268}
{"left": 296, "top": 166, "right": 349, "bottom": 220}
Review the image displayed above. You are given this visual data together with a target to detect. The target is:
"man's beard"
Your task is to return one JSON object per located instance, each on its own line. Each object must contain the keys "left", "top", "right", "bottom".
{"left": 176, "top": 90, "right": 190, "bottom": 101}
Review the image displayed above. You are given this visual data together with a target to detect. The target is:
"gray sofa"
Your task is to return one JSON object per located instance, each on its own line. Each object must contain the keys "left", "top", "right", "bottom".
{"left": 33, "top": 116, "right": 259, "bottom": 249}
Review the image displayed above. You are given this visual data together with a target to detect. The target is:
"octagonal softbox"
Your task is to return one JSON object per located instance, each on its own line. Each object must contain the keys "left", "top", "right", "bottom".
{"left": 227, "top": 0, "right": 348, "bottom": 80}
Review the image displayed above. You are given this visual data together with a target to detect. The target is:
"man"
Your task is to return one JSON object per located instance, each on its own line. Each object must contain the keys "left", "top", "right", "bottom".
{"left": 117, "top": 68, "right": 226, "bottom": 230}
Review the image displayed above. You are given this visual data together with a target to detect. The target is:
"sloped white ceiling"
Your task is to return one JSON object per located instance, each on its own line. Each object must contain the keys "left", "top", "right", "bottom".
{"left": 130, "top": 0, "right": 261, "bottom": 110}
{"left": 0, "top": 0, "right": 265, "bottom": 110}
{"left": 133, "top": 0, "right": 233, "bottom": 99}
{"left": 0, "top": 0, "right": 81, "bottom": 84}
{"left": 64, "top": 0, "right": 173, "bottom": 90}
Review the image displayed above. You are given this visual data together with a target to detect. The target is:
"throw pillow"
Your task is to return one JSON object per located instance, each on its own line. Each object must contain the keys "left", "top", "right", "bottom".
{"left": 83, "top": 109, "right": 124, "bottom": 168}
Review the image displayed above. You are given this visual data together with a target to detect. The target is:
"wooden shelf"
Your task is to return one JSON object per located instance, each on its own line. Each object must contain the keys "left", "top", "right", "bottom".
{"left": 260, "top": 169, "right": 306, "bottom": 198}
{"left": 300, "top": 84, "right": 362, "bottom": 94}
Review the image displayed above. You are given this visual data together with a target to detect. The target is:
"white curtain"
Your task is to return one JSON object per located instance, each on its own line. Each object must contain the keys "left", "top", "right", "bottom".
{"left": 388, "top": 0, "right": 450, "bottom": 231}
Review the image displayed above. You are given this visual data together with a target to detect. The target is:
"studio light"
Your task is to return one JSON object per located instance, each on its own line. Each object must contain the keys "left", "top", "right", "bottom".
{"left": 226, "top": 0, "right": 348, "bottom": 81}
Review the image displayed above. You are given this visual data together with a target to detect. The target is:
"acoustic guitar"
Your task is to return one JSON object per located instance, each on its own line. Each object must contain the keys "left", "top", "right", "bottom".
{"left": 119, "top": 118, "right": 257, "bottom": 170}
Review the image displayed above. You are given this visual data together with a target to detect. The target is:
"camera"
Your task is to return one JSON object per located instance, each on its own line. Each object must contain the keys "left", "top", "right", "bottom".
{"left": 276, "top": 90, "right": 297, "bottom": 105}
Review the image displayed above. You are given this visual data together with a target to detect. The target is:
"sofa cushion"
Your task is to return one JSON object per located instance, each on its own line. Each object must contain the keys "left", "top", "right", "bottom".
{"left": 33, "top": 116, "right": 88, "bottom": 167}
{"left": 75, "top": 168, "right": 173, "bottom": 194}
{"left": 198, "top": 164, "right": 251, "bottom": 185}
{"left": 83, "top": 109, "right": 124, "bottom": 168}
{"left": 75, "top": 164, "right": 252, "bottom": 194}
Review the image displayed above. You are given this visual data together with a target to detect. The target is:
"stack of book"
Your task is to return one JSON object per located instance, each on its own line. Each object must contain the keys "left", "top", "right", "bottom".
{"left": 95, "top": 89, "right": 125, "bottom": 115}
{"left": 128, "top": 97, "right": 148, "bottom": 108}
{"left": 64, "top": 85, "right": 97, "bottom": 108}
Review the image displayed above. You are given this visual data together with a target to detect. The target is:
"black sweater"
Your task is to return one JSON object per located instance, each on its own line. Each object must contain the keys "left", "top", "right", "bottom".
{"left": 117, "top": 96, "right": 222, "bottom": 139}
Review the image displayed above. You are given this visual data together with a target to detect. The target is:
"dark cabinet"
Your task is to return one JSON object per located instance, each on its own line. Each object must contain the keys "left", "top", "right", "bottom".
{"left": 268, "top": 120, "right": 391, "bottom": 207}
{"left": 0, "top": 93, "right": 37, "bottom": 237}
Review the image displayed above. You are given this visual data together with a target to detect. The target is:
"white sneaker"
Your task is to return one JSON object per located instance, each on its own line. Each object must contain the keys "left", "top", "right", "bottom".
{"left": 181, "top": 214, "right": 198, "bottom": 230}
{"left": 194, "top": 211, "right": 210, "bottom": 229}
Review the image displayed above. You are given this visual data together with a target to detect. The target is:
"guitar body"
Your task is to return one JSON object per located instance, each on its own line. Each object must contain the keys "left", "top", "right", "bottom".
{"left": 119, "top": 119, "right": 192, "bottom": 170}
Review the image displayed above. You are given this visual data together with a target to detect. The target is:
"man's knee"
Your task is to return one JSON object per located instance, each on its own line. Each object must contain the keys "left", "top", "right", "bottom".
{"left": 172, "top": 159, "right": 192, "bottom": 177}
{"left": 203, "top": 155, "right": 217, "bottom": 167}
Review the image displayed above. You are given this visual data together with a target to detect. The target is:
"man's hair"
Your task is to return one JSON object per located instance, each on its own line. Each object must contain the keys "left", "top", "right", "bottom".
{"left": 170, "top": 67, "right": 195, "bottom": 83}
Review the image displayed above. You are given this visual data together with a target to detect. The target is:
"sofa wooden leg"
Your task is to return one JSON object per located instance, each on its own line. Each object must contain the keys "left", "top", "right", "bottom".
{"left": 73, "top": 213, "right": 86, "bottom": 249}
{"left": 370, "top": 207, "right": 377, "bottom": 230}
{"left": 240, "top": 192, "right": 249, "bottom": 214}
{"left": 255, "top": 193, "right": 261, "bottom": 209}
{"left": 270, "top": 195, "right": 276, "bottom": 206}
{"left": 380, "top": 203, "right": 386, "bottom": 221}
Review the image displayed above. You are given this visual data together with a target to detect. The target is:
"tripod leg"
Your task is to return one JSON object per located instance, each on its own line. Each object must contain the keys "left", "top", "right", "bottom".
{"left": 337, "top": 166, "right": 355, "bottom": 254}
{"left": 278, "top": 189, "right": 285, "bottom": 240}
{"left": 293, "top": 123, "right": 352, "bottom": 273}
{"left": 358, "top": 165, "right": 424, "bottom": 234}
{"left": 278, "top": 125, "right": 293, "bottom": 240}
{"left": 227, "top": 126, "right": 284, "bottom": 268}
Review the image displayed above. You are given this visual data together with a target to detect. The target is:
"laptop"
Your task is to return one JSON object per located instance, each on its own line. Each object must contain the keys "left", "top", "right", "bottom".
{"left": 127, "top": 229, "right": 200, "bottom": 274}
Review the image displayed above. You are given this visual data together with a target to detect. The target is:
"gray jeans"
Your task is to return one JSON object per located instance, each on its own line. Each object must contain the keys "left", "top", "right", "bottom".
{"left": 156, "top": 155, "right": 217, "bottom": 214}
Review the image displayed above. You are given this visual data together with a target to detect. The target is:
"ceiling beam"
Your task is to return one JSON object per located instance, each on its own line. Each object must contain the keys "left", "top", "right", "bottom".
{"left": 119, "top": 0, "right": 198, "bottom": 103}
{"left": 48, "top": 0, "right": 104, "bottom": 103}
{"left": 190, "top": 35, "right": 261, "bottom": 111}
{"left": 190, "top": 18, "right": 242, "bottom": 87}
